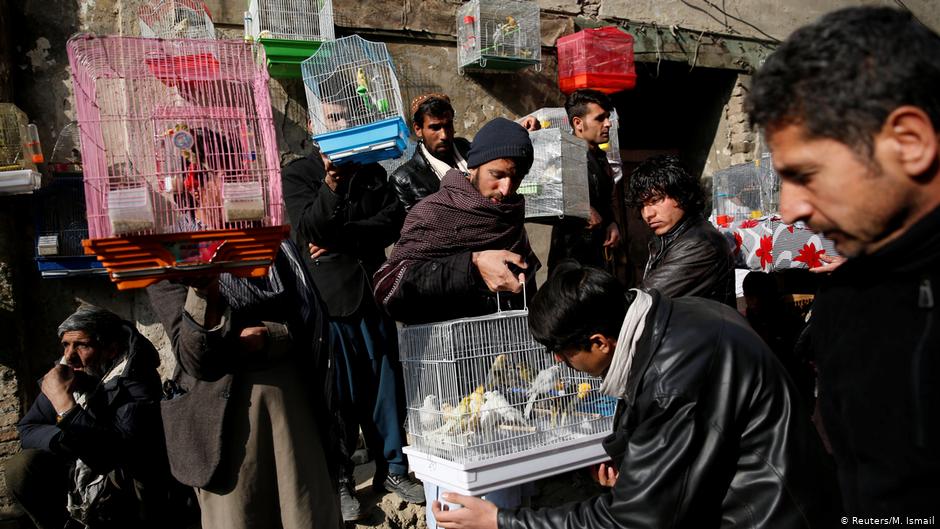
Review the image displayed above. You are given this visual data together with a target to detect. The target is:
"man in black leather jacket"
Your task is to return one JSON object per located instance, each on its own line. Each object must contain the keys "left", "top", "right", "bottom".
{"left": 748, "top": 6, "right": 940, "bottom": 518}
{"left": 630, "top": 155, "right": 735, "bottom": 306}
{"left": 282, "top": 148, "right": 424, "bottom": 519}
{"left": 432, "top": 264, "right": 838, "bottom": 529}
{"left": 547, "top": 89, "right": 621, "bottom": 274}
{"left": 391, "top": 94, "right": 472, "bottom": 211}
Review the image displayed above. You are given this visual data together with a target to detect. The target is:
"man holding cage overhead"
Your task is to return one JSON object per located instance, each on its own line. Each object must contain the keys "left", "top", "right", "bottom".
{"left": 282, "top": 136, "right": 425, "bottom": 521}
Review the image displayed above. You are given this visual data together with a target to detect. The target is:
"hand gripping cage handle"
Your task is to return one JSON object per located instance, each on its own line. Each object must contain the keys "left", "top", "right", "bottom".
{"left": 494, "top": 275, "right": 528, "bottom": 313}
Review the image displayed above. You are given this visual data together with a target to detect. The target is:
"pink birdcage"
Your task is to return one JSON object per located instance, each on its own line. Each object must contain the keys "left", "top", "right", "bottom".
{"left": 67, "top": 34, "right": 287, "bottom": 289}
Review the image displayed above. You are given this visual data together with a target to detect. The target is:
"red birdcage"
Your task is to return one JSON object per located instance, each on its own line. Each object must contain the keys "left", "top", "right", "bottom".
{"left": 67, "top": 34, "right": 287, "bottom": 289}
{"left": 557, "top": 27, "right": 636, "bottom": 95}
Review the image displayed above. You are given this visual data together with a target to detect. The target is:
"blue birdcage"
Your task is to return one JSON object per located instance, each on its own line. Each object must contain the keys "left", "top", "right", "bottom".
{"left": 302, "top": 35, "right": 408, "bottom": 165}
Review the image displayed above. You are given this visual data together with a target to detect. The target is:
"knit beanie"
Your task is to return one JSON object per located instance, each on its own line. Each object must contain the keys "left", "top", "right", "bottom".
{"left": 466, "top": 117, "right": 534, "bottom": 176}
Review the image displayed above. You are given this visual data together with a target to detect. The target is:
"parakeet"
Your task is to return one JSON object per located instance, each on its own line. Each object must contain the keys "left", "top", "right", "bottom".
{"left": 485, "top": 354, "right": 526, "bottom": 391}
{"left": 419, "top": 394, "right": 440, "bottom": 431}
{"left": 480, "top": 390, "right": 527, "bottom": 432}
{"left": 554, "top": 382, "right": 593, "bottom": 426}
{"left": 356, "top": 68, "right": 369, "bottom": 95}
{"left": 523, "top": 365, "right": 564, "bottom": 420}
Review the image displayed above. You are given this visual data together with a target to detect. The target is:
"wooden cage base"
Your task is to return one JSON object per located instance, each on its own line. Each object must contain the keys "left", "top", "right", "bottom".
{"left": 83, "top": 225, "right": 290, "bottom": 290}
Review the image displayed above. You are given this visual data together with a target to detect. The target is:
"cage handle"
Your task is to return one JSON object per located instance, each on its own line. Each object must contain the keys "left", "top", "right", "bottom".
{"left": 494, "top": 273, "right": 527, "bottom": 314}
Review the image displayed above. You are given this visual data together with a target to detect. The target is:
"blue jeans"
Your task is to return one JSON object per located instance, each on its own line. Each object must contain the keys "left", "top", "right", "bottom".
{"left": 330, "top": 304, "right": 409, "bottom": 478}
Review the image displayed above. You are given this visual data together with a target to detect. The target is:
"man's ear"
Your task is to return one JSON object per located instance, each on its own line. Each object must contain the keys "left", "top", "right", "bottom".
{"left": 413, "top": 121, "right": 423, "bottom": 140}
{"left": 572, "top": 115, "right": 584, "bottom": 134}
{"left": 589, "top": 334, "right": 614, "bottom": 355}
{"left": 881, "top": 105, "right": 938, "bottom": 180}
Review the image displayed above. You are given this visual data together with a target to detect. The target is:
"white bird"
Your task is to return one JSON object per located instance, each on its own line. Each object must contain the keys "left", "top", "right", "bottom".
{"left": 480, "top": 390, "right": 526, "bottom": 431}
{"left": 523, "top": 365, "right": 564, "bottom": 420}
{"left": 419, "top": 394, "right": 440, "bottom": 431}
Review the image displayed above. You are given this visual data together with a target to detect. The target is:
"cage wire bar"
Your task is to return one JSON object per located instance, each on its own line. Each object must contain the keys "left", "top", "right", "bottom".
{"left": 557, "top": 26, "right": 636, "bottom": 95}
{"left": 139, "top": 0, "right": 216, "bottom": 40}
{"left": 0, "top": 103, "right": 41, "bottom": 195}
{"left": 67, "top": 34, "right": 287, "bottom": 288}
{"left": 521, "top": 128, "right": 590, "bottom": 221}
{"left": 457, "top": 0, "right": 541, "bottom": 73}
{"left": 245, "top": 0, "right": 335, "bottom": 78}
{"left": 399, "top": 310, "right": 615, "bottom": 468}
{"left": 303, "top": 34, "right": 408, "bottom": 164}
{"left": 524, "top": 107, "right": 623, "bottom": 183}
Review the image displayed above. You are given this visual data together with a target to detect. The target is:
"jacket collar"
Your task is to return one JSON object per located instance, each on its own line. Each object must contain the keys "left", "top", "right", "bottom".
{"left": 621, "top": 290, "right": 672, "bottom": 406}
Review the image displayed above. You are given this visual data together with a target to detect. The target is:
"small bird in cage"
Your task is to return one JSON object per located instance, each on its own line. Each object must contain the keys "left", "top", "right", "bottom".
{"left": 552, "top": 382, "right": 593, "bottom": 427}
{"left": 484, "top": 354, "right": 527, "bottom": 392}
{"left": 354, "top": 67, "right": 390, "bottom": 116}
{"left": 523, "top": 364, "right": 564, "bottom": 420}
{"left": 419, "top": 394, "right": 441, "bottom": 430}
{"left": 480, "top": 390, "right": 527, "bottom": 432}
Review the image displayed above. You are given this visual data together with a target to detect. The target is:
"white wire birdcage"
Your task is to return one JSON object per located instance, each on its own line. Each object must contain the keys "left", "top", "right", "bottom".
{"left": 712, "top": 160, "right": 770, "bottom": 226}
{"left": 302, "top": 35, "right": 408, "bottom": 164}
{"left": 457, "top": 0, "right": 541, "bottom": 73}
{"left": 0, "top": 103, "right": 41, "bottom": 195}
{"left": 139, "top": 0, "right": 216, "bottom": 40}
{"left": 520, "top": 128, "right": 590, "bottom": 221}
{"left": 526, "top": 106, "right": 624, "bottom": 183}
{"left": 245, "top": 0, "right": 334, "bottom": 42}
{"left": 0, "top": 103, "right": 32, "bottom": 170}
{"left": 400, "top": 310, "right": 616, "bottom": 469}
{"left": 67, "top": 34, "right": 287, "bottom": 289}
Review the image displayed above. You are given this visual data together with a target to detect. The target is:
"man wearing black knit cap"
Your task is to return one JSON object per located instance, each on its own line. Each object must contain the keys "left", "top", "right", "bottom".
{"left": 374, "top": 117, "right": 539, "bottom": 324}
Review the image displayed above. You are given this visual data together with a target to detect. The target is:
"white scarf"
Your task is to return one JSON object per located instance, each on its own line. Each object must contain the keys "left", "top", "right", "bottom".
{"left": 600, "top": 289, "right": 654, "bottom": 399}
{"left": 420, "top": 142, "right": 468, "bottom": 180}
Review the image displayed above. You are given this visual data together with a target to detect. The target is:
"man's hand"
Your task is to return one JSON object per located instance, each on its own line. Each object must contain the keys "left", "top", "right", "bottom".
{"left": 432, "top": 493, "right": 498, "bottom": 529}
{"left": 603, "top": 222, "right": 621, "bottom": 248}
{"left": 308, "top": 243, "right": 329, "bottom": 260}
{"left": 586, "top": 207, "right": 603, "bottom": 230}
{"left": 472, "top": 250, "right": 527, "bottom": 293}
{"left": 809, "top": 253, "right": 846, "bottom": 274}
{"left": 238, "top": 326, "right": 268, "bottom": 355}
{"left": 519, "top": 116, "right": 541, "bottom": 131}
{"left": 41, "top": 364, "right": 77, "bottom": 415}
{"left": 590, "top": 461, "right": 620, "bottom": 487}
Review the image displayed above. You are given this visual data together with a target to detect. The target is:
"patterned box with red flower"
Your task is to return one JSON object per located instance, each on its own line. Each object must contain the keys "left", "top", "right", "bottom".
{"left": 713, "top": 214, "right": 839, "bottom": 272}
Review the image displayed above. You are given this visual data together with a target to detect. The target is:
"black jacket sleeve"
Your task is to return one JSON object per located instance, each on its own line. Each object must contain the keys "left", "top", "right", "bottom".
{"left": 373, "top": 253, "right": 480, "bottom": 324}
{"left": 281, "top": 156, "right": 346, "bottom": 250}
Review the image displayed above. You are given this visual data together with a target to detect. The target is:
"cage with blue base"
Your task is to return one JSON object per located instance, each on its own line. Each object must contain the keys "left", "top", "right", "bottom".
{"left": 34, "top": 122, "right": 106, "bottom": 278}
{"left": 302, "top": 34, "right": 408, "bottom": 165}
{"left": 245, "top": 0, "right": 335, "bottom": 78}
{"left": 457, "top": 0, "right": 541, "bottom": 74}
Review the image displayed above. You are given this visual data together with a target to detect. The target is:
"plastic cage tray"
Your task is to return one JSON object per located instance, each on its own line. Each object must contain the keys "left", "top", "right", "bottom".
{"left": 82, "top": 225, "right": 289, "bottom": 290}
{"left": 313, "top": 116, "right": 409, "bottom": 165}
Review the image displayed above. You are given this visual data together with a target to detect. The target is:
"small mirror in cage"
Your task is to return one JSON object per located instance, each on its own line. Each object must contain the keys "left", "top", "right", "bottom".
{"left": 522, "top": 128, "right": 591, "bottom": 222}
{"left": 303, "top": 35, "right": 408, "bottom": 165}
{"left": 0, "top": 103, "right": 42, "bottom": 195}
{"left": 138, "top": 0, "right": 216, "bottom": 40}
{"left": 457, "top": 0, "right": 541, "bottom": 74}
{"left": 245, "top": 0, "right": 336, "bottom": 78}
{"left": 399, "top": 311, "right": 616, "bottom": 494}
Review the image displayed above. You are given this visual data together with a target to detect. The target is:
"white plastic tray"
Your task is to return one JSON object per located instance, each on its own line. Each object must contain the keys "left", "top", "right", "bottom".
{"left": 404, "top": 431, "right": 610, "bottom": 496}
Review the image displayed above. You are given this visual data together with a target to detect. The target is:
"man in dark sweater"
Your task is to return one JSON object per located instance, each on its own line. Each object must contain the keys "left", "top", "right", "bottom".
{"left": 748, "top": 6, "right": 940, "bottom": 518}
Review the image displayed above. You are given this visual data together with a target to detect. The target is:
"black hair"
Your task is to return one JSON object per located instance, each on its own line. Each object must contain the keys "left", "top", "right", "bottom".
{"left": 628, "top": 154, "right": 705, "bottom": 217}
{"left": 529, "top": 261, "right": 635, "bottom": 355}
{"left": 564, "top": 89, "right": 613, "bottom": 128}
{"left": 413, "top": 97, "right": 455, "bottom": 128}
{"left": 747, "top": 6, "right": 940, "bottom": 158}
{"left": 742, "top": 271, "right": 778, "bottom": 300}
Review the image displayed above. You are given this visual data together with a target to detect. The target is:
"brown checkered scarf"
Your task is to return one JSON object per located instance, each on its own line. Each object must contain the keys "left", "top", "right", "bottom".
{"left": 388, "top": 169, "right": 530, "bottom": 261}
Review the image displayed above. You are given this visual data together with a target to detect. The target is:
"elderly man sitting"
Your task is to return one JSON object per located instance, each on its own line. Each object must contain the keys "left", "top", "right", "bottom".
{"left": 4, "top": 305, "right": 170, "bottom": 529}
